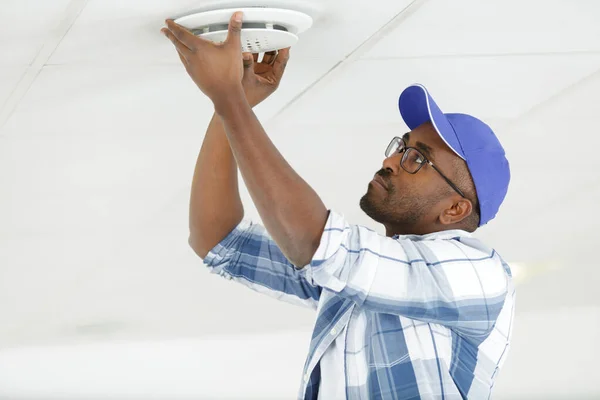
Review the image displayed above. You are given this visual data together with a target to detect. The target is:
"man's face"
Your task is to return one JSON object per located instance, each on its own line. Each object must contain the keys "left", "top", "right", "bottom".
{"left": 359, "top": 122, "right": 461, "bottom": 235}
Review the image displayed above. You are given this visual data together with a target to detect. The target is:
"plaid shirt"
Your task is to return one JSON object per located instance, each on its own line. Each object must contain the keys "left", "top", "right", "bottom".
{"left": 204, "top": 210, "right": 515, "bottom": 399}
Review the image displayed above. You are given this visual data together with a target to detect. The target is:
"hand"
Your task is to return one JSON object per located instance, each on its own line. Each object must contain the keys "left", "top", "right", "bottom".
{"left": 242, "top": 48, "right": 291, "bottom": 107}
{"left": 161, "top": 12, "right": 245, "bottom": 109}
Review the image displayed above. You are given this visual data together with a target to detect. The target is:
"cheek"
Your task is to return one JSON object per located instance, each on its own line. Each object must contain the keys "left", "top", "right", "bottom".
{"left": 389, "top": 173, "right": 441, "bottom": 204}
{"left": 389, "top": 174, "right": 420, "bottom": 195}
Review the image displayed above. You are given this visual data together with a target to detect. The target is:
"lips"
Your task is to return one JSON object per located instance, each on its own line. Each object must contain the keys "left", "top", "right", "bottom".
{"left": 372, "top": 175, "right": 388, "bottom": 191}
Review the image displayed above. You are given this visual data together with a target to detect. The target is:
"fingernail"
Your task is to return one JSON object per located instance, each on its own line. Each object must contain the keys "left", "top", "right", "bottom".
{"left": 234, "top": 11, "right": 243, "bottom": 22}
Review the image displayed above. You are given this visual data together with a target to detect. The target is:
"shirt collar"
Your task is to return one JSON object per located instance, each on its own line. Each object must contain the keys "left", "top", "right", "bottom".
{"left": 392, "top": 229, "right": 472, "bottom": 241}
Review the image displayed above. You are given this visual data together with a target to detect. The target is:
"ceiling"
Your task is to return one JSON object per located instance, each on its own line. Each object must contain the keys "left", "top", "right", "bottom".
{"left": 1, "top": 0, "right": 599, "bottom": 397}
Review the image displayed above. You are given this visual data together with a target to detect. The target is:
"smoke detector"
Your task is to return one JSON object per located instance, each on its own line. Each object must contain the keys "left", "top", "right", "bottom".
{"left": 174, "top": 7, "right": 313, "bottom": 53}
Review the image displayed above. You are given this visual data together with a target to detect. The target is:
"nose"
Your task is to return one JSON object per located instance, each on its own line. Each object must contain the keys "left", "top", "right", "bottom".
{"left": 382, "top": 153, "right": 401, "bottom": 175}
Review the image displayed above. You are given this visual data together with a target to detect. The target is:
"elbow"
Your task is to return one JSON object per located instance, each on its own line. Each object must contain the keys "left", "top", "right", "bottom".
{"left": 289, "top": 251, "right": 314, "bottom": 269}
{"left": 188, "top": 235, "right": 210, "bottom": 260}
{"left": 290, "top": 256, "right": 311, "bottom": 270}
{"left": 188, "top": 214, "right": 244, "bottom": 260}
{"left": 288, "top": 237, "right": 321, "bottom": 269}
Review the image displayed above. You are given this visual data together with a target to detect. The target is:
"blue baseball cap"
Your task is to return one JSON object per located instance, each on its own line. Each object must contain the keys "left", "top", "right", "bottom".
{"left": 398, "top": 84, "right": 510, "bottom": 227}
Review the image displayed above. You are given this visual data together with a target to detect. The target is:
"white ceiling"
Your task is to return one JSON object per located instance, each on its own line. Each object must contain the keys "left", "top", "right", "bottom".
{"left": 1, "top": 0, "right": 599, "bottom": 396}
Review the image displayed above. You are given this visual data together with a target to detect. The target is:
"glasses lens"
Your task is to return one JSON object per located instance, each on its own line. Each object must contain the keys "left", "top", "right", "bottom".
{"left": 402, "top": 148, "right": 426, "bottom": 173}
{"left": 385, "top": 138, "right": 402, "bottom": 157}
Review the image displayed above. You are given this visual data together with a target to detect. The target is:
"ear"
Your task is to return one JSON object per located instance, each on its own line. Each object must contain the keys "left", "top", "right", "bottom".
{"left": 439, "top": 198, "right": 472, "bottom": 226}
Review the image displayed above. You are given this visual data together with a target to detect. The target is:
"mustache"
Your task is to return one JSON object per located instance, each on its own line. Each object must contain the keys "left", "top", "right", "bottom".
{"left": 375, "top": 169, "right": 393, "bottom": 191}
{"left": 376, "top": 169, "right": 390, "bottom": 180}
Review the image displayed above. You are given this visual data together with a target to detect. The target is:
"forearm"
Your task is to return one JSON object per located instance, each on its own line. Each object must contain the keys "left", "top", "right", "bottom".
{"left": 215, "top": 91, "right": 328, "bottom": 267}
{"left": 188, "top": 112, "right": 244, "bottom": 258}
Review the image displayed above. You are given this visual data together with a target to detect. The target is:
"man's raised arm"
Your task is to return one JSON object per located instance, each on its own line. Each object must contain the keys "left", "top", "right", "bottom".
{"left": 164, "top": 14, "right": 328, "bottom": 266}
{"left": 188, "top": 112, "right": 244, "bottom": 259}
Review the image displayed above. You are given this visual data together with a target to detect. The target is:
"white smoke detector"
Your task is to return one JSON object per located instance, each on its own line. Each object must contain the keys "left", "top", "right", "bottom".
{"left": 174, "top": 7, "right": 313, "bottom": 53}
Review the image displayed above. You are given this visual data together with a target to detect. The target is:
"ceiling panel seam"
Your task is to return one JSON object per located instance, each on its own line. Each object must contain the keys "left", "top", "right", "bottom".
{"left": 0, "top": 0, "right": 90, "bottom": 134}
{"left": 361, "top": 50, "right": 600, "bottom": 60}
{"left": 504, "top": 66, "right": 600, "bottom": 131}
{"left": 269, "top": 0, "right": 430, "bottom": 123}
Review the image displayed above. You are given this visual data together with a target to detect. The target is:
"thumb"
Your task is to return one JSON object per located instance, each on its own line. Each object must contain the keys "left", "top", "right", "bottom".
{"left": 226, "top": 11, "right": 243, "bottom": 47}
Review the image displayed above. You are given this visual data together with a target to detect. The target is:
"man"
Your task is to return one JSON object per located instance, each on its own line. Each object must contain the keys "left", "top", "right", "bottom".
{"left": 162, "top": 12, "right": 515, "bottom": 400}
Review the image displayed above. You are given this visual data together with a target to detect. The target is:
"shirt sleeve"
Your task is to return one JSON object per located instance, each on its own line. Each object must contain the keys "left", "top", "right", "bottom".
{"left": 300, "top": 210, "right": 511, "bottom": 336}
{"left": 203, "top": 219, "right": 322, "bottom": 310}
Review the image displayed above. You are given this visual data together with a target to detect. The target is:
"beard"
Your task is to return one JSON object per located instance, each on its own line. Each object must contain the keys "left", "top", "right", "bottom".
{"left": 360, "top": 185, "right": 428, "bottom": 228}
{"left": 359, "top": 171, "right": 446, "bottom": 230}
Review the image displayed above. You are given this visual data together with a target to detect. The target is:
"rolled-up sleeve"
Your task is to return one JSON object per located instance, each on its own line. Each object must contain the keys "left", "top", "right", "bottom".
{"left": 301, "top": 210, "right": 511, "bottom": 336}
{"left": 204, "top": 219, "right": 322, "bottom": 310}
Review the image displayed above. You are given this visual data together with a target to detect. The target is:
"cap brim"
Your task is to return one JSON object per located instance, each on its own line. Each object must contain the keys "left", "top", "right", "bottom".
{"left": 398, "top": 84, "right": 465, "bottom": 160}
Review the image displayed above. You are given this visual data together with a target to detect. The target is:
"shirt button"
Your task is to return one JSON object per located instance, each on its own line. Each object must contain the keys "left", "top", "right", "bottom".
{"left": 330, "top": 328, "right": 337, "bottom": 335}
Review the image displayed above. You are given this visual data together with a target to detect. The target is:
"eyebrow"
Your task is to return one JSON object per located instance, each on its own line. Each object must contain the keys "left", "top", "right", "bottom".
{"left": 402, "top": 132, "right": 435, "bottom": 160}
{"left": 416, "top": 141, "right": 435, "bottom": 160}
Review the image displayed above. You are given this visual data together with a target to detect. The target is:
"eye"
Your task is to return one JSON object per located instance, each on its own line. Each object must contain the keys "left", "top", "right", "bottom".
{"left": 402, "top": 148, "right": 428, "bottom": 173}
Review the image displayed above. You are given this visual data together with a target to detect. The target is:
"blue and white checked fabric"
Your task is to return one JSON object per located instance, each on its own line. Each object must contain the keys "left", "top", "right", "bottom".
{"left": 203, "top": 210, "right": 516, "bottom": 399}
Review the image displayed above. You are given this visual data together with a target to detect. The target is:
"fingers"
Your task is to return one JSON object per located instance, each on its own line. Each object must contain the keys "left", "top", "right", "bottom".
{"left": 165, "top": 19, "right": 215, "bottom": 53}
{"left": 272, "top": 47, "right": 291, "bottom": 78}
{"left": 262, "top": 51, "right": 277, "bottom": 65}
{"left": 225, "top": 12, "right": 243, "bottom": 48}
{"left": 177, "top": 50, "right": 189, "bottom": 67}
{"left": 275, "top": 47, "right": 291, "bottom": 62}
{"left": 242, "top": 52, "right": 254, "bottom": 69}
{"left": 161, "top": 26, "right": 193, "bottom": 59}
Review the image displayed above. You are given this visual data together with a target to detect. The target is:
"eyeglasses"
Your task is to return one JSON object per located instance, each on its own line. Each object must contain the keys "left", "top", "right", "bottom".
{"left": 385, "top": 137, "right": 466, "bottom": 198}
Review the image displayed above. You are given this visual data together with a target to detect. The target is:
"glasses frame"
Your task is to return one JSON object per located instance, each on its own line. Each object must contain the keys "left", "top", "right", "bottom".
{"left": 386, "top": 137, "right": 466, "bottom": 198}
